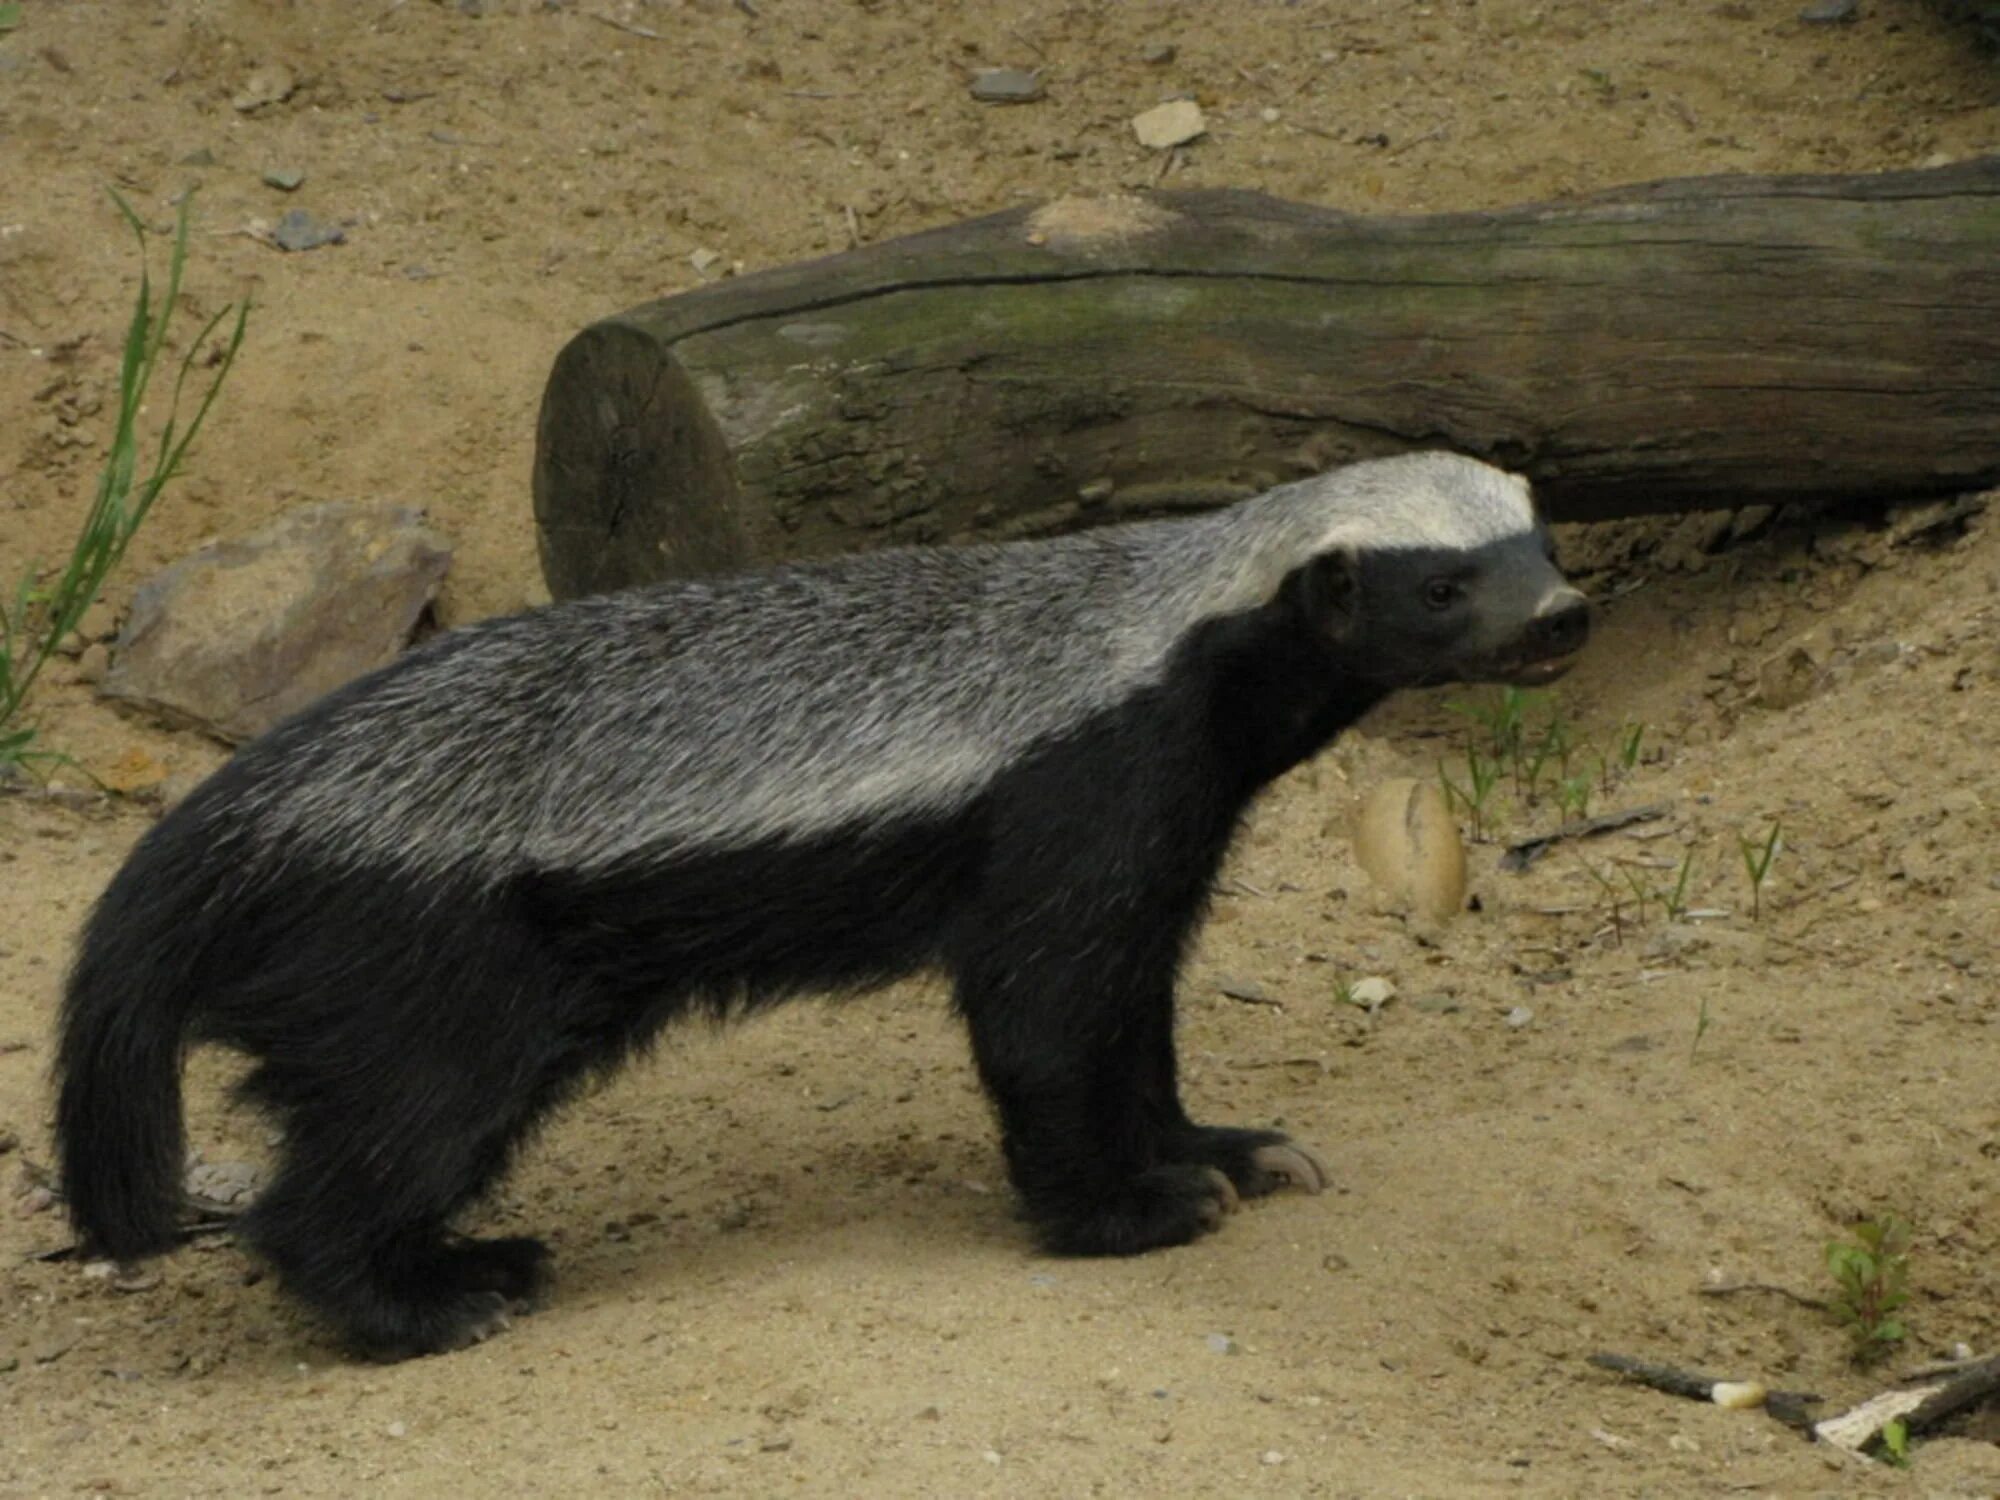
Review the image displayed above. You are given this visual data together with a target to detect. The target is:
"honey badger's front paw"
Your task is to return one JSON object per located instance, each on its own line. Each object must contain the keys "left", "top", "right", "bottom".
{"left": 1034, "top": 1163, "right": 1240, "bottom": 1257}
{"left": 1169, "top": 1124, "right": 1330, "bottom": 1200}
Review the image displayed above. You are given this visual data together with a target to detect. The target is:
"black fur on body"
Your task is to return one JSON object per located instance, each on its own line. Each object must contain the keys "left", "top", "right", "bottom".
{"left": 55, "top": 451, "right": 1589, "bottom": 1357}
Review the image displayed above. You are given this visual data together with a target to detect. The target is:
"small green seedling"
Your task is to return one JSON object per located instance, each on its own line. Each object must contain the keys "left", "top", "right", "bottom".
{"left": 1618, "top": 721, "right": 1645, "bottom": 772}
{"left": 1664, "top": 850, "right": 1697, "bottom": 921}
{"left": 1689, "top": 993, "right": 1712, "bottom": 1058}
{"left": 1439, "top": 741, "right": 1500, "bottom": 842}
{"left": 0, "top": 188, "right": 248, "bottom": 777}
{"left": 1878, "top": 1417, "right": 1911, "bottom": 1467}
{"left": 1738, "top": 819, "right": 1783, "bottom": 920}
{"left": 1557, "top": 771, "right": 1592, "bottom": 824}
{"left": 1826, "top": 1216, "right": 1911, "bottom": 1363}
{"left": 1577, "top": 859, "right": 1625, "bottom": 944}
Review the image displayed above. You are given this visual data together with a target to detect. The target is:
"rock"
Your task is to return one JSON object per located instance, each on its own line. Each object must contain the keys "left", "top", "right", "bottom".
{"left": 0, "top": 1129, "right": 16, "bottom": 1155}
{"left": 184, "top": 1159, "right": 265, "bottom": 1211}
{"left": 1205, "top": 1332, "right": 1239, "bottom": 1355}
{"left": 1132, "top": 99, "right": 1206, "bottom": 150}
{"left": 232, "top": 62, "right": 297, "bottom": 113}
{"left": 75, "top": 642, "right": 110, "bottom": 685}
{"left": 1505, "top": 1005, "right": 1534, "bottom": 1029}
{"left": 271, "top": 209, "right": 345, "bottom": 252}
{"left": 1799, "top": 0, "right": 1858, "bottom": 21}
{"left": 1754, "top": 643, "right": 1827, "bottom": 710}
{"left": 690, "top": 247, "right": 723, "bottom": 277}
{"left": 101, "top": 500, "right": 451, "bottom": 745}
{"left": 969, "top": 68, "right": 1044, "bottom": 104}
{"left": 77, "top": 599, "right": 119, "bottom": 642}
{"left": 1216, "top": 975, "right": 1281, "bottom": 1008}
{"left": 261, "top": 167, "right": 306, "bottom": 193}
{"left": 1351, "top": 778, "right": 1467, "bottom": 923}
{"left": 1138, "top": 41, "right": 1177, "bottom": 66}
{"left": 180, "top": 147, "right": 219, "bottom": 167}
{"left": 1348, "top": 975, "right": 1397, "bottom": 1012}
{"left": 1412, "top": 994, "right": 1462, "bottom": 1015}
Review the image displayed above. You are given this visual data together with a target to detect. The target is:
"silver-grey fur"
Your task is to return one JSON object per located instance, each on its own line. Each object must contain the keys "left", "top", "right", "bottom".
{"left": 231, "top": 451, "right": 1539, "bottom": 877}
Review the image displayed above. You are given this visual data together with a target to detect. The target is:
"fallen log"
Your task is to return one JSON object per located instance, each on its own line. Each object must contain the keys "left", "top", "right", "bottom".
{"left": 533, "top": 158, "right": 2000, "bottom": 599}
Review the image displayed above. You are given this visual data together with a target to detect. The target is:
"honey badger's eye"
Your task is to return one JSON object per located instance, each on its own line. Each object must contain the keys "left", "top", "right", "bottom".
{"left": 1423, "top": 578, "right": 1462, "bottom": 611}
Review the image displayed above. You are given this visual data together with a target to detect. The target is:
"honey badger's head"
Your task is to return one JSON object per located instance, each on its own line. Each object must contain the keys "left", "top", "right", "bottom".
{"left": 1277, "top": 451, "right": 1589, "bottom": 689}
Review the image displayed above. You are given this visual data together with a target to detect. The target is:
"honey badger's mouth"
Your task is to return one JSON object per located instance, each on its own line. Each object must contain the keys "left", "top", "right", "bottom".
{"left": 1459, "top": 644, "right": 1582, "bottom": 687}
{"left": 1502, "top": 650, "right": 1581, "bottom": 687}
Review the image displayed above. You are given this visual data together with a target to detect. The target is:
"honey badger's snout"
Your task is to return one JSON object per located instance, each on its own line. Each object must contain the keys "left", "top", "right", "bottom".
{"left": 1496, "top": 582, "right": 1590, "bottom": 685}
{"left": 1525, "top": 585, "right": 1590, "bottom": 660}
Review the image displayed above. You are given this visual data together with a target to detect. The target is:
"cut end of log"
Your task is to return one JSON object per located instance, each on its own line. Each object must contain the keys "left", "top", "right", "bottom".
{"left": 533, "top": 320, "right": 752, "bottom": 600}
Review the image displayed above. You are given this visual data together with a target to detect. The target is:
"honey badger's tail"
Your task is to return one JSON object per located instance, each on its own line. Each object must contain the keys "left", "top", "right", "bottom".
{"left": 54, "top": 843, "right": 211, "bottom": 1263}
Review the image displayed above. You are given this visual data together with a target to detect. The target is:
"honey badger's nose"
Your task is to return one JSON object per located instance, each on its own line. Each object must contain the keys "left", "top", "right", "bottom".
{"left": 1525, "top": 586, "right": 1590, "bottom": 659}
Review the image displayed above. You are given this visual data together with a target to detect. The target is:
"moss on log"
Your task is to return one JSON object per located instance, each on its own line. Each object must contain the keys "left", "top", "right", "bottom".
{"left": 534, "top": 159, "right": 2000, "bottom": 599}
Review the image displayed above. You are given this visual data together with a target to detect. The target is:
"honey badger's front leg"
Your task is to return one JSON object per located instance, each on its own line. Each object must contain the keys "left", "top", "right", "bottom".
{"left": 948, "top": 724, "right": 1327, "bottom": 1255}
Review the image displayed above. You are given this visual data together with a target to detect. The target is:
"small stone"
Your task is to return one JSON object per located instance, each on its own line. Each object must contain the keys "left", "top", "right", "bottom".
{"left": 1205, "top": 1332, "right": 1239, "bottom": 1355}
{"left": 180, "top": 148, "right": 219, "bottom": 167}
{"left": 1798, "top": 0, "right": 1858, "bottom": 20}
{"left": 261, "top": 167, "right": 306, "bottom": 193}
{"left": 1261, "top": 1450, "right": 1287, "bottom": 1466}
{"left": 271, "top": 209, "right": 344, "bottom": 252}
{"left": 75, "top": 643, "right": 110, "bottom": 685}
{"left": 1348, "top": 976, "right": 1397, "bottom": 1012}
{"left": 1139, "top": 41, "right": 1177, "bottom": 66}
{"left": 690, "top": 247, "right": 723, "bottom": 277}
{"left": 1216, "top": 975, "right": 1280, "bottom": 1007}
{"left": 386, "top": 1421, "right": 408, "bottom": 1439}
{"left": 1131, "top": 99, "right": 1206, "bottom": 150}
{"left": 969, "top": 68, "right": 1044, "bottom": 104}
{"left": 1412, "top": 994, "right": 1462, "bottom": 1015}
{"left": 15, "top": 1184, "right": 54, "bottom": 1216}
{"left": 1260, "top": 106, "right": 1281, "bottom": 124}
{"left": 232, "top": 62, "right": 297, "bottom": 113}
{"left": 1505, "top": 1006, "right": 1534, "bottom": 1028}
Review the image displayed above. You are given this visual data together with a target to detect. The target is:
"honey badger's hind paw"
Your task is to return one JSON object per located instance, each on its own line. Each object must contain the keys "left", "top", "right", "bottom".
{"left": 1034, "top": 1164, "right": 1239, "bottom": 1257}
{"left": 320, "top": 1235, "right": 553, "bottom": 1361}
{"left": 439, "top": 1234, "right": 553, "bottom": 1305}
{"left": 1170, "top": 1125, "right": 1330, "bottom": 1199}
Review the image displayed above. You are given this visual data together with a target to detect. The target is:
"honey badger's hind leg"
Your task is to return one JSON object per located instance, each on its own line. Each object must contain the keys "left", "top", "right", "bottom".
{"left": 224, "top": 918, "right": 580, "bottom": 1359}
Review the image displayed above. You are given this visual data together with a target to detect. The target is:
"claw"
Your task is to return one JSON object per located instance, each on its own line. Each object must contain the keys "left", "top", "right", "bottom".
{"left": 1200, "top": 1166, "right": 1241, "bottom": 1214}
{"left": 1250, "top": 1142, "right": 1329, "bottom": 1194}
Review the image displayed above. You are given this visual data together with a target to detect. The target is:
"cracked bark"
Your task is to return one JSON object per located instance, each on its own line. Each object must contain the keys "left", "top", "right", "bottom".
{"left": 533, "top": 158, "right": 2000, "bottom": 599}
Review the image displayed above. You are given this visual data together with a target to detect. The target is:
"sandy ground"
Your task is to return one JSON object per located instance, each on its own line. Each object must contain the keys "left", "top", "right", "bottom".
{"left": 3, "top": 2, "right": 1998, "bottom": 1495}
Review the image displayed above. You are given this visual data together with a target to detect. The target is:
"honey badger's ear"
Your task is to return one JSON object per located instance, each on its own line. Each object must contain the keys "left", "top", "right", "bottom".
{"left": 1283, "top": 545, "right": 1361, "bottom": 640}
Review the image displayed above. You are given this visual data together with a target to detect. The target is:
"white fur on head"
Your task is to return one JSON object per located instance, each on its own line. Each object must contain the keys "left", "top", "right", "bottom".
{"left": 1173, "top": 450, "right": 1542, "bottom": 623}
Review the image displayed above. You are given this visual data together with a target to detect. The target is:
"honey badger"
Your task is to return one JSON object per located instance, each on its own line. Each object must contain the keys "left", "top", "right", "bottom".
{"left": 55, "top": 450, "right": 1588, "bottom": 1358}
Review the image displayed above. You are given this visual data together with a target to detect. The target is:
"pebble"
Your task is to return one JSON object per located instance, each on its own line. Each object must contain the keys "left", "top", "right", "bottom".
{"left": 969, "top": 68, "right": 1044, "bottom": 104}
{"left": 272, "top": 209, "right": 345, "bottom": 252}
{"left": 1505, "top": 1006, "right": 1534, "bottom": 1029}
{"left": 386, "top": 1421, "right": 408, "bottom": 1439}
{"left": 1261, "top": 1450, "right": 1287, "bottom": 1466}
{"left": 1131, "top": 99, "right": 1206, "bottom": 150}
{"left": 1138, "top": 41, "right": 1177, "bottom": 66}
{"left": 1349, "top": 975, "right": 1396, "bottom": 1012}
{"left": 232, "top": 62, "right": 297, "bottom": 113}
{"left": 1205, "top": 1332, "right": 1239, "bottom": 1355}
{"left": 1412, "top": 994, "right": 1461, "bottom": 1015}
{"left": 690, "top": 247, "right": 723, "bottom": 277}
{"left": 179, "top": 148, "right": 219, "bottom": 167}
{"left": 262, "top": 167, "right": 306, "bottom": 193}
{"left": 1216, "top": 975, "right": 1280, "bottom": 1007}
{"left": 1799, "top": 0, "right": 1858, "bottom": 20}
{"left": 76, "top": 642, "right": 110, "bottom": 685}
